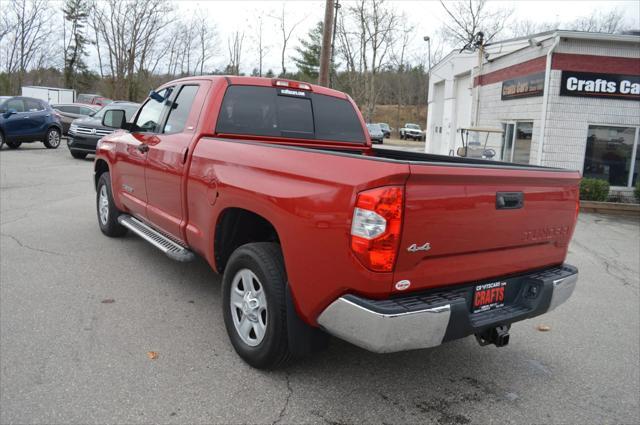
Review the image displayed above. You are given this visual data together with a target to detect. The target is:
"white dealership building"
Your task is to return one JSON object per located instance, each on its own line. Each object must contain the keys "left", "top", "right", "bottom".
{"left": 426, "top": 30, "right": 640, "bottom": 191}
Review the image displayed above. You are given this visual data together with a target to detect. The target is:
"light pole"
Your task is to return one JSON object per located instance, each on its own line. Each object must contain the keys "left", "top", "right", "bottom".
{"left": 423, "top": 36, "right": 431, "bottom": 146}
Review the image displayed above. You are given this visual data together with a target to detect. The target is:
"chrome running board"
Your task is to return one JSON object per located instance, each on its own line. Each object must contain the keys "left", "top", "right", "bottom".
{"left": 118, "top": 215, "right": 195, "bottom": 262}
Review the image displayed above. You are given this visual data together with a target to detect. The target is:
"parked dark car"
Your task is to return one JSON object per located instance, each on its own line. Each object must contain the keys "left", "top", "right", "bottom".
{"left": 52, "top": 103, "right": 100, "bottom": 135}
{"left": 378, "top": 122, "right": 391, "bottom": 138}
{"left": 67, "top": 102, "right": 140, "bottom": 159}
{"left": 77, "top": 94, "right": 113, "bottom": 106}
{"left": 0, "top": 96, "right": 63, "bottom": 149}
{"left": 366, "top": 123, "right": 384, "bottom": 144}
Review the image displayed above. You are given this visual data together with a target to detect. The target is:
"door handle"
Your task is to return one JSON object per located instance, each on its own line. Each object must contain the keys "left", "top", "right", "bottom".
{"left": 136, "top": 143, "right": 149, "bottom": 153}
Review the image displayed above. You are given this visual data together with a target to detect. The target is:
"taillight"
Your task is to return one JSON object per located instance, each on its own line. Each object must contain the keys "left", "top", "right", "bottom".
{"left": 350, "top": 186, "right": 403, "bottom": 272}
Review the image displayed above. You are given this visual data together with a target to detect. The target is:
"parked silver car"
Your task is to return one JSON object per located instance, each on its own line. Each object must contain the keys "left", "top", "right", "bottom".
{"left": 52, "top": 103, "right": 100, "bottom": 135}
{"left": 366, "top": 123, "right": 384, "bottom": 144}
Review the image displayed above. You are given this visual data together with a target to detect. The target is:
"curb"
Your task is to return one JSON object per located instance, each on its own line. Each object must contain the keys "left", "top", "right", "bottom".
{"left": 580, "top": 201, "right": 640, "bottom": 218}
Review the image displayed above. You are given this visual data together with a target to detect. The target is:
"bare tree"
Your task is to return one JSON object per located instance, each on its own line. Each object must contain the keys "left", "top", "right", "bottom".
{"left": 0, "top": 0, "right": 55, "bottom": 93}
{"left": 251, "top": 16, "right": 270, "bottom": 77}
{"left": 508, "top": 19, "right": 558, "bottom": 38}
{"left": 195, "top": 14, "right": 217, "bottom": 75}
{"left": 227, "top": 31, "right": 244, "bottom": 75}
{"left": 569, "top": 9, "right": 629, "bottom": 33}
{"left": 337, "top": 0, "right": 399, "bottom": 121}
{"left": 92, "top": 0, "right": 171, "bottom": 100}
{"left": 439, "top": 0, "right": 513, "bottom": 48}
{"left": 270, "top": 5, "right": 306, "bottom": 76}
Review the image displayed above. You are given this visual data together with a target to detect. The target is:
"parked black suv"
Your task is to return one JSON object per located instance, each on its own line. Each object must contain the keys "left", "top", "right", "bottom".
{"left": 67, "top": 102, "right": 139, "bottom": 159}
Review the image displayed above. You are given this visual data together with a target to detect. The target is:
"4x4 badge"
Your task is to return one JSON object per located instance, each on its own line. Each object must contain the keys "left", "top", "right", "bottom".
{"left": 407, "top": 242, "right": 431, "bottom": 252}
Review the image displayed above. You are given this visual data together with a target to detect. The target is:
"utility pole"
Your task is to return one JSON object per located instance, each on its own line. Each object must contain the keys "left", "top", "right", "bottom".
{"left": 329, "top": 0, "right": 341, "bottom": 88}
{"left": 473, "top": 32, "right": 485, "bottom": 126}
{"left": 318, "top": 0, "right": 335, "bottom": 87}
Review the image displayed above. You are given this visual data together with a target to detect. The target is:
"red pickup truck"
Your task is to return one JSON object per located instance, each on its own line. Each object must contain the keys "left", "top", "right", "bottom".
{"left": 94, "top": 76, "right": 580, "bottom": 369}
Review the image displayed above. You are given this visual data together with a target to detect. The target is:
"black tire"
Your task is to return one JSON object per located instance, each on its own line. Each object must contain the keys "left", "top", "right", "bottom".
{"left": 43, "top": 127, "right": 61, "bottom": 149}
{"left": 6, "top": 140, "right": 21, "bottom": 149}
{"left": 400, "top": 134, "right": 404, "bottom": 140}
{"left": 0, "top": 131, "right": 4, "bottom": 149}
{"left": 222, "top": 242, "right": 292, "bottom": 369}
{"left": 96, "top": 172, "right": 127, "bottom": 237}
{"left": 70, "top": 151, "right": 87, "bottom": 159}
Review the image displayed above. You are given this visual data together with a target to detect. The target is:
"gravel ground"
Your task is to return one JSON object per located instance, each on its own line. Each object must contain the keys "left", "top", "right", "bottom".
{"left": 1, "top": 144, "right": 639, "bottom": 424}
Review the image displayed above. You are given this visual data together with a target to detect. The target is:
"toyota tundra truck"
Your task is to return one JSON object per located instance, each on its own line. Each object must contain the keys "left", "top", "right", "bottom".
{"left": 94, "top": 76, "right": 580, "bottom": 369}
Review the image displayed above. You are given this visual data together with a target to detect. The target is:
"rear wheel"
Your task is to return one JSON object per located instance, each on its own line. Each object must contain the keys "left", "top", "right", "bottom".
{"left": 96, "top": 172, "right": 127, "bottom": 237}
{"left": 43, "top": 128, "right": 61, "bottom": 149}
{"left": 70, "top": 151, "right": 87, "bottom": 159}
{"left": 6, "top": 140, "right": 21, "bottom": 149}
{"left": 223, "top": 242, "right": 293, "bottom": 369}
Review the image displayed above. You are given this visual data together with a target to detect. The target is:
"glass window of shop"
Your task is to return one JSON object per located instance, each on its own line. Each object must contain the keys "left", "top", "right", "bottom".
{"left": 583, "top": 125, "right": 639, "bottom": 188}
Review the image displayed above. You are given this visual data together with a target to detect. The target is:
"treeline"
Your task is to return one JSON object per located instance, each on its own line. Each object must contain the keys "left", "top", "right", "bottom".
{"left": 0, "top": 0, "right": 632, "bottom": 125}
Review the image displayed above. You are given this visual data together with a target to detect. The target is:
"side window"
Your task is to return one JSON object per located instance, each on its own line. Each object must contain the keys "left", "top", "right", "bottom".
{"left": 134, "top": 87, "right": 173, "bottom": 132}
{"left": 65, "top": 106, "right": 81, "bottom": 114}
{"left": 6, "top": 99, "right": 25, "bottom": 112}
{"left": 80, "top": 107, "right": 95, "bottom": 115}
{"left": 163, "top": 85, "right": 199, "bottom": 133}
{"left": 25, "top": 99, "right": 44, "bottom": 111}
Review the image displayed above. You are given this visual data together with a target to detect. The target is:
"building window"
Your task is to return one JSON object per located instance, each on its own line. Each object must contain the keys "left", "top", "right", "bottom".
{"left": 501, "top": 122, "right": 533, "bottom": 164}
{"left": 583, "top": 125, "right": 639, "bottom": 188}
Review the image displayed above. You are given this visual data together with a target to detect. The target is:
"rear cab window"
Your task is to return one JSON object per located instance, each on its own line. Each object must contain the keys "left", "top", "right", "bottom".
{"left": 216, "top": 85, "right": 365, "bottom": 144}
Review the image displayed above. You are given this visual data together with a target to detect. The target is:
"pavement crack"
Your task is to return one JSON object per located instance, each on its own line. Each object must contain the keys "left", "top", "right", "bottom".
{"left": 273, "top": 372, "right": 293, "bottom": 425}
{"left": 1, "top": 232, "right": 64, "bottom": 256}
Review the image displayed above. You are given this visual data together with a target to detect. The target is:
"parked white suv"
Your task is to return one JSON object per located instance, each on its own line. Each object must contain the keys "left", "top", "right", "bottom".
{"left": 399, "top": 123, "right": 424, "bottom": 141}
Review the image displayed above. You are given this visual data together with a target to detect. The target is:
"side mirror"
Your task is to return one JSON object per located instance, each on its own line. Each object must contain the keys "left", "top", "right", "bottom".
{"left": 456, "top": 147, "right": 468, "bottom": 157}
{"left": 102, "top": 109, "right": 126, "bottom": 129}
{"left": 3, "top": 109, "right": 17, "bottom": 118}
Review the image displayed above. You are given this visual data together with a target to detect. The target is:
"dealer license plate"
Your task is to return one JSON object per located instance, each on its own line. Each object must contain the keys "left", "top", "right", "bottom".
{"left": 472, "top": 281, "right": 507, "bottom": 313}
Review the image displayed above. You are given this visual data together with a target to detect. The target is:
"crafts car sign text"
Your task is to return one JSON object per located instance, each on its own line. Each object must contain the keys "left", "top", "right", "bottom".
{"left": 560, "top": 71, "right": 640, "bottom": 101}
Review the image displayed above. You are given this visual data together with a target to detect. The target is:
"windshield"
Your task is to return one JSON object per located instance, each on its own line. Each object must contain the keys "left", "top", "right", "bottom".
{"left": 367, "top": 124, "right": 381, "bottom": 132}
{"left": 378, "top": 123, "right": 389, "bottom": 130}
{"left": 406, "top": 124, "right": 420, "bottom": 130}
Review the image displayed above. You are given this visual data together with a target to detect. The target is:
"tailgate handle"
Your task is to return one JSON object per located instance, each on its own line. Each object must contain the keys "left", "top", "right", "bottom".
{"left": 496, "top": 192, "right": 524, "bottom": 209}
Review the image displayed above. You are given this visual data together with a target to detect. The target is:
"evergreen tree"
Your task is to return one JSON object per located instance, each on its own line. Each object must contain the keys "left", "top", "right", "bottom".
{"left": 293, "top": 21, "right": 323, "bottom": 79}
{"left": 63, "top": 0, "right": 91, "bottom": 89}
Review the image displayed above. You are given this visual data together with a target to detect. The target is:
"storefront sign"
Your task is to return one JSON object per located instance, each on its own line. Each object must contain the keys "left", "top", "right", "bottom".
{"left": 560, "top": 71, "right": 640, "bottom": 101}
{"left": 501, "top": 72, "right": 545, "bottom": 100}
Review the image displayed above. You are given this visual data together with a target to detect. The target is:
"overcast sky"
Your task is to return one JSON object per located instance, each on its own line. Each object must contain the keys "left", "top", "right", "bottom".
{"left": 87, "top": 0, "right": 640, "bottom": 74}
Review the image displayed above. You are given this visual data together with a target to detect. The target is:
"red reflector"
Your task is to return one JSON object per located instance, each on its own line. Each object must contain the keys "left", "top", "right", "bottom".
{"left": 350, "top": 186, "right": 403, "bottom": 272}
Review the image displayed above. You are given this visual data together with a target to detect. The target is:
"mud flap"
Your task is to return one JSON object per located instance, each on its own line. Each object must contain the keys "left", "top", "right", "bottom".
{"left": 286, "top": 284, "right": 329, "bottom": 358}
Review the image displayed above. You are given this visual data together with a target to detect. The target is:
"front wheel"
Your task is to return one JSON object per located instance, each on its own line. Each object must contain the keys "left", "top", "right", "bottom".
{"left": 43, "top": 128, "right": 61, "bottom": 149}
{"left": 96, "top": 172, "right": 127, "bottom": 237}
{"left": 222, "top": 242, "right": 292, "bottom": 369}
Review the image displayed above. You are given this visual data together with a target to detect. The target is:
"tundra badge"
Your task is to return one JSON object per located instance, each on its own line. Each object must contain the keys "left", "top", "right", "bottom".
{"left": 407, "top": 242, "right": 431, "bottom": 252}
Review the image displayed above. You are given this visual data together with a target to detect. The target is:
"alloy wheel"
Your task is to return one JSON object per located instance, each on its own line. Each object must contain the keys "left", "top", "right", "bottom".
{"left": 230, "top": 268, "right": 268, "bottom": 347}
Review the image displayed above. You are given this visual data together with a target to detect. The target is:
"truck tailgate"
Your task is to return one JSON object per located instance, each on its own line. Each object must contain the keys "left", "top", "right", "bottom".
{"left": 394, "top": 163, "right": 580, "bottom": 292}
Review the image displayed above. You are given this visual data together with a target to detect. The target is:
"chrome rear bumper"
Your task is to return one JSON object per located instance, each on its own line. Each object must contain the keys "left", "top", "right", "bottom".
{"left": 317, "top": 298, "right": 451, "bottom": 353}
{"left": 317, "top": 264, "right": 578, "bottom": 353}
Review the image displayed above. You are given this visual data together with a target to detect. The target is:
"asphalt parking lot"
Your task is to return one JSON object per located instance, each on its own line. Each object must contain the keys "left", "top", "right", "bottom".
{"left": 1, "top": 144, "right": 639, "bottom": 424}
